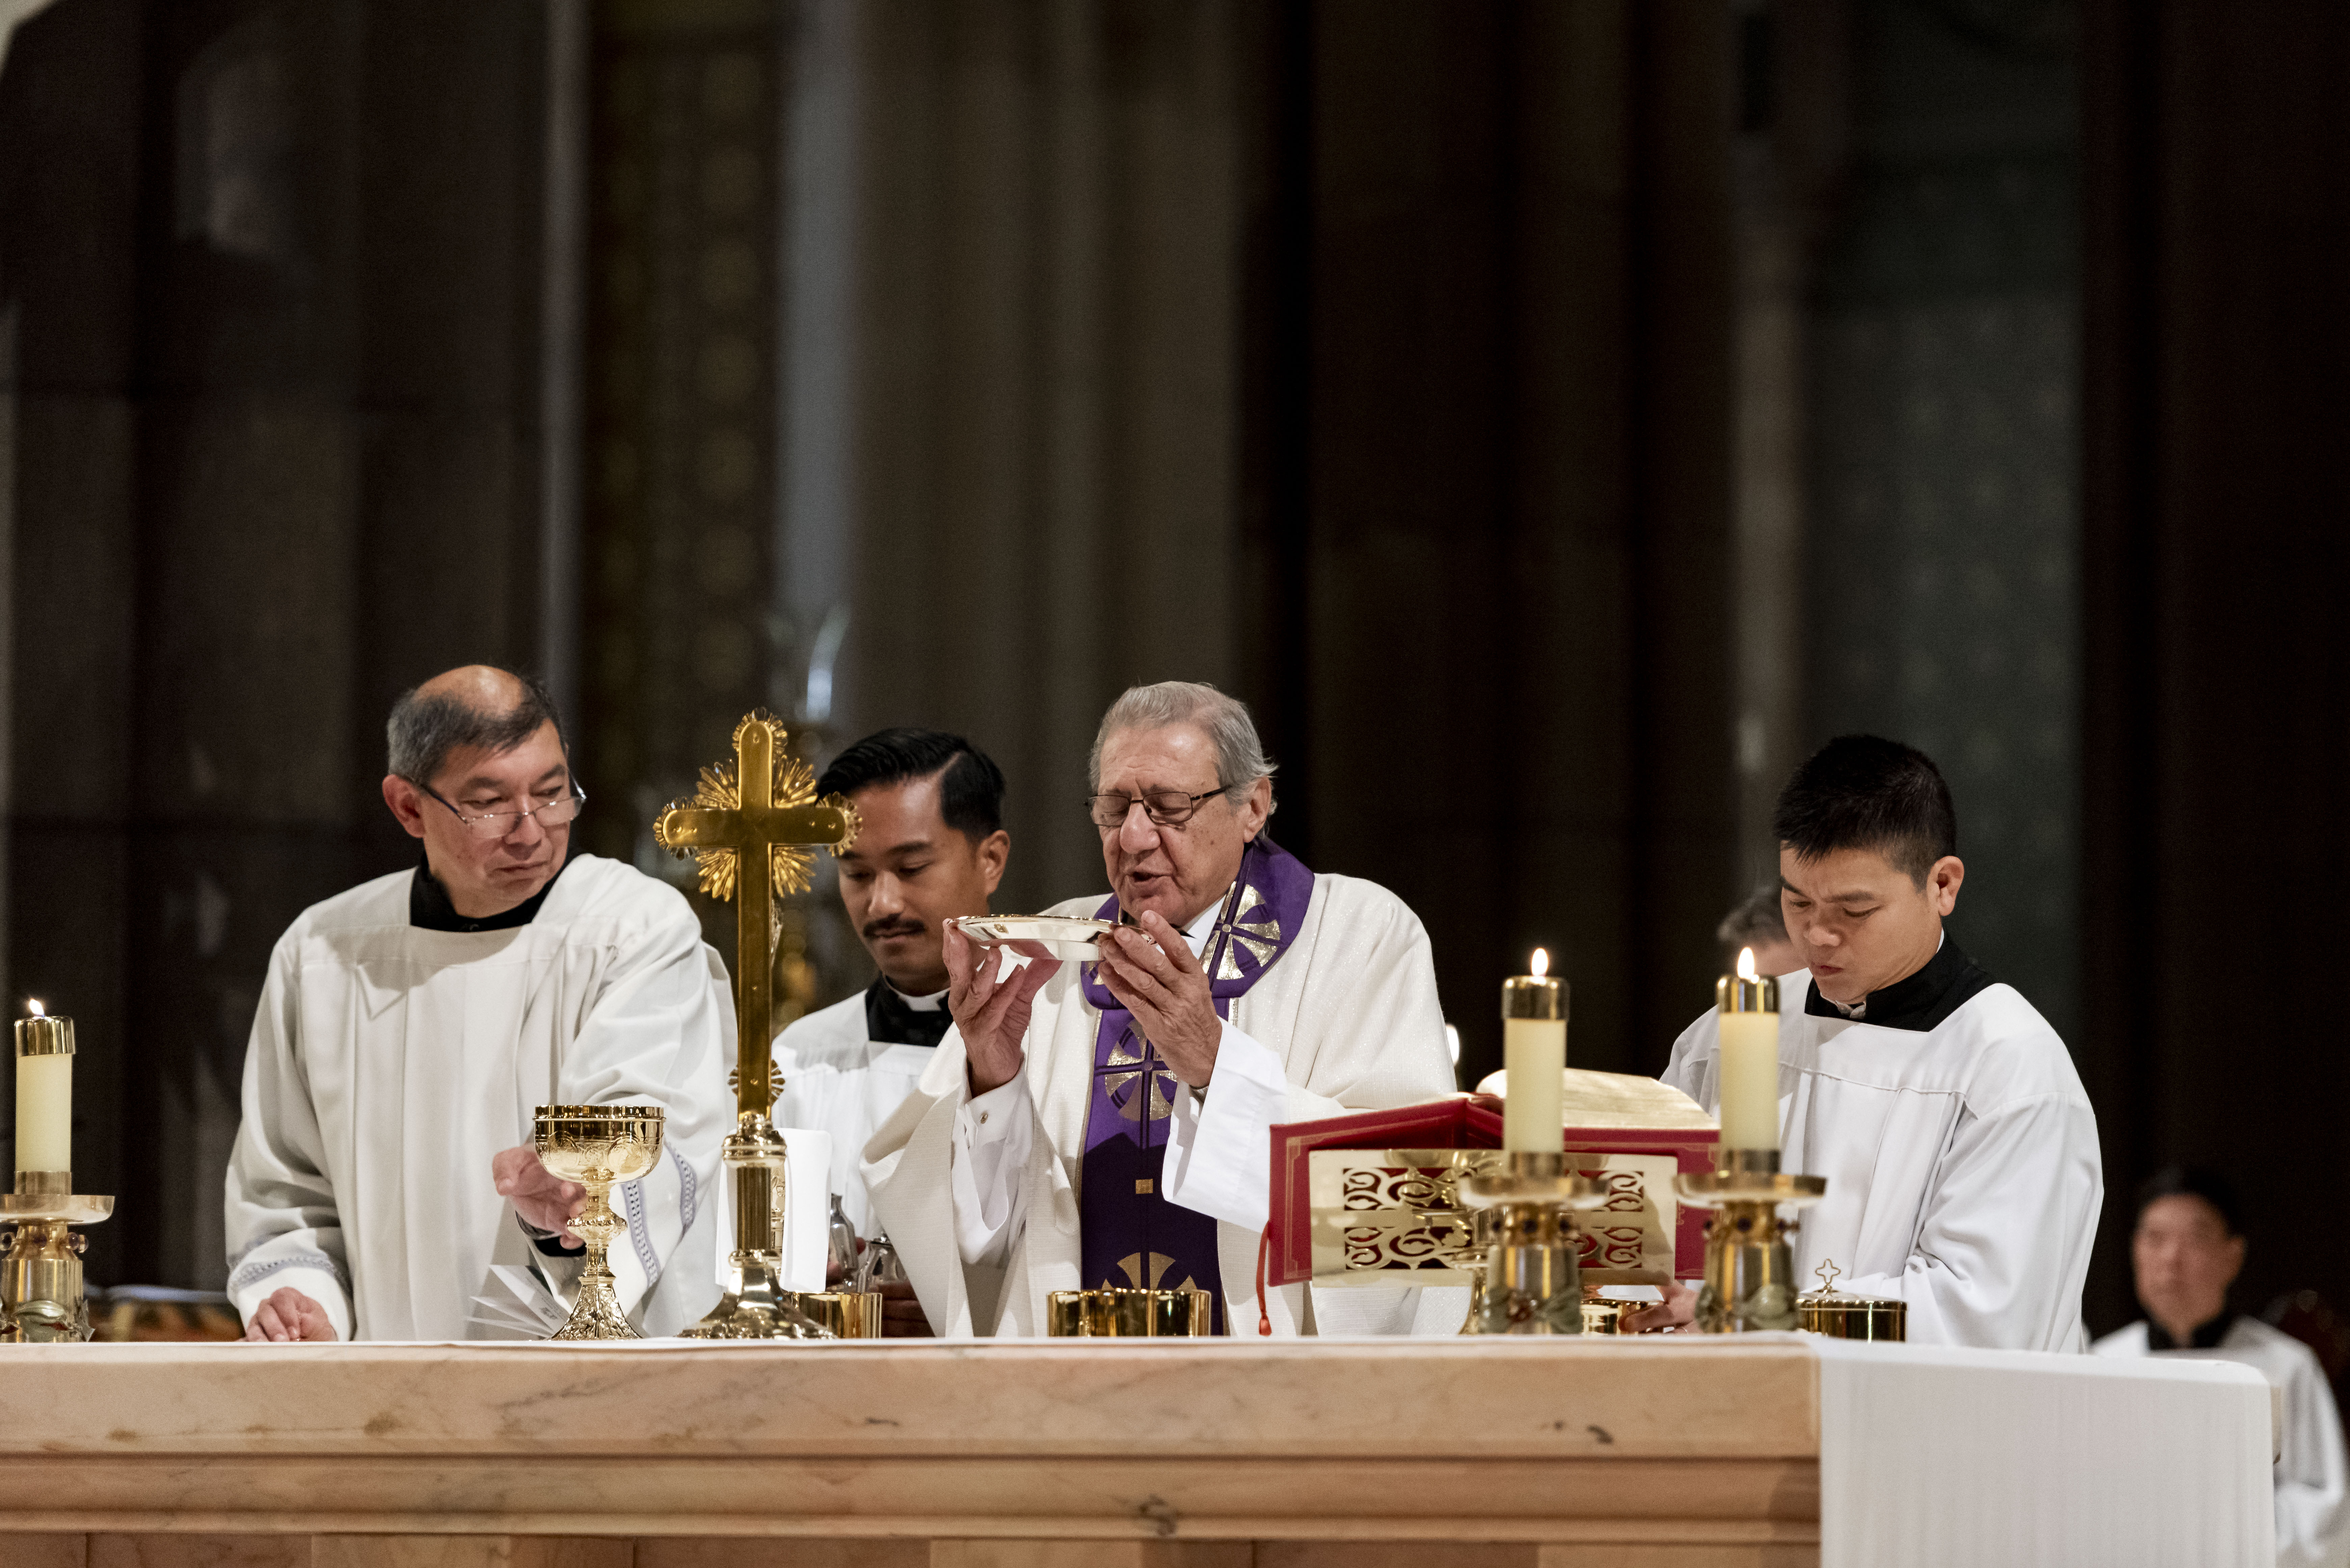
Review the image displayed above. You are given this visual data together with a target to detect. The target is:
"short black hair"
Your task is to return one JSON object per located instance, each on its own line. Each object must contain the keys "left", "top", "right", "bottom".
{"left": 2136, "top": 1165, "right": 2244, "bottom": 1238}
{"left": 817, "top": 728, "right": 1005, "bottom": 842}
{"left": 386, "top": 671, "right": 566, "bottom": 787}
{"left": 1771, "top": 734, "right": 1957, "bottom": 886}
{"left": 1716, "top": 883, "right": 1788, "bottom": 948}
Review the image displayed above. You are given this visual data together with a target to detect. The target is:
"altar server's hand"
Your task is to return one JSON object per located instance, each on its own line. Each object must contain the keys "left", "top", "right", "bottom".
{"left": 492, "top": 1144, "right": 587, "bottom": 1241}
{"left": 1620, "top": 1282, "right": 1696, "bottom": 1333}
{"left": 243, "top": 1287, "right": 335, "bottom": 1342}
{"left": 879, "top": 1279, "right": 935, "bottom": 1338}
{"left": 947, "top": 923, "right": 1060, "bottom": 1096}
{"left": 1098, "top": 912, "right": 1220, "bottom": 1087}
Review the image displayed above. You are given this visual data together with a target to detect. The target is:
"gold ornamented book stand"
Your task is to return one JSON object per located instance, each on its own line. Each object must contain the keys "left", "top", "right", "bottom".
{"left": 1459, "top": 1152, "right": 1609, "bottom": 1334}
{"left": 533, "top": 1105, "right": 665, "bottom": 1340}
{"left": 656, "top": 712, "right": 861, "bottom": 1341}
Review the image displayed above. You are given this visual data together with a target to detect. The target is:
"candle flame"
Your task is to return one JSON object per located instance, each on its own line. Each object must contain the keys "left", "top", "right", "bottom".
{"left": 1530, "top": 948, "right": 1549, "bottom": 978}
{"left": 26, "top": 999, "right": 43, "bottom": 1018}
{"left": 1736, "top": 947, "right": 1758, "bottom": 982}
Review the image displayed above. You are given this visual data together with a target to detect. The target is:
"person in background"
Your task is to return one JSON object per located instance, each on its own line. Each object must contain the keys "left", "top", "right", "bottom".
{"left": 2094, "top": 1166, "right": 2350, "bottom": 1568}
{"left": 1715, "top": 882, "right": 1802, "bottom": 977}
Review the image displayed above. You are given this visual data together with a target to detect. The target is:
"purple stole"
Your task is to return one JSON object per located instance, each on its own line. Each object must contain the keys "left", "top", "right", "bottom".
{"left": 1076, "top": 835, "right": 1314, "bottom": 1334}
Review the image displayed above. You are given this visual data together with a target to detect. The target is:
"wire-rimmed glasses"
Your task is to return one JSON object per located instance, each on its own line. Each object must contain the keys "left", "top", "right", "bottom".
{"left": 1085, "top": 785, "right": 1234, "bottom": 831}
{"left": 420, "top": 781, "right": 586, "bottom": 840}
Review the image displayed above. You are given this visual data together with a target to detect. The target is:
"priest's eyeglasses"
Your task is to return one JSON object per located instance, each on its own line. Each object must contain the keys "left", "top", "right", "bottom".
{"left": 1086, "top": 785, "right": 1234, "bottom": 830}
{"left": 420, "top": 781, "right": 587, "bottom": 840}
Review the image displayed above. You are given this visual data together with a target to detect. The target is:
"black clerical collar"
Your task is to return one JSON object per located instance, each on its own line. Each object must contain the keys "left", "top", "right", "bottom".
{"left": 864, "top": 976, "right": 952, "bottom": 1050}
{"left": 409, "top": 852, "right": 569, "bottom": 933}
{"left": 1802, "top": 934, "right": 1993, "bottom": 1033}
{"left": 2145, "top": 1310, "right": 2236, "bottom": 1351}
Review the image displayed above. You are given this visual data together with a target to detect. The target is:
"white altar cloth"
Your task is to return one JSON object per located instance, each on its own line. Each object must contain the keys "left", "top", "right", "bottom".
{"left": 1816, "top": 1336, "right": 2274, "bottom": 1568}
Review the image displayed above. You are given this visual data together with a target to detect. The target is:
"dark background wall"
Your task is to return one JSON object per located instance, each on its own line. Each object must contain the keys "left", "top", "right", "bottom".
{"left": 0, "top": 0, "right": 2343, "bottom": 1340}
{"left": 0, "top": 0, "right": 561, "bottom": 1287}
{"left": 2080, "top": 0, "right": 2350, "bottom": 1333}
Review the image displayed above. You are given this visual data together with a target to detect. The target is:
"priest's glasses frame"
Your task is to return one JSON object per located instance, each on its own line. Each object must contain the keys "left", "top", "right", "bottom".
{"left": 419, "top": 781, "right": 587, "bottom": 840}
{"left": 1085, "top": 785, "right": 1236, "bottom": 831}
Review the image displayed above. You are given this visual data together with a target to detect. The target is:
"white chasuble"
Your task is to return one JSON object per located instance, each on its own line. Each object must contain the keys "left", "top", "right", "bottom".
{"left": 2096, "top": 1316, "right": 2350, "bottom": 1568}
{"left": 224, "top": 854, "right": 732, "bottom": 1341}
{"left": 1661, "top": 939, "right": 2102, "bottom": 1352}
{"left": 862, "top": 868, "right": 1460, "bottom": 1338}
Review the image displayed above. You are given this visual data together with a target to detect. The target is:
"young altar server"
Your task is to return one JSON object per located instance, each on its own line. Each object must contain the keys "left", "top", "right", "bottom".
{"left": 1631, "top": 734, "right": 2102, "bottom": 1350}
{"left": 224, "top": 667, "right": 731, "bottom": 1342}
{"left": 2095, "top": 1167, "right": 2350, "bottom": 1568}
{"left": 770, "top": 729, "right": 1009, "bottom": 1329}
{"left": 863, "top": 681, "right": 1457, "bottom": 1337}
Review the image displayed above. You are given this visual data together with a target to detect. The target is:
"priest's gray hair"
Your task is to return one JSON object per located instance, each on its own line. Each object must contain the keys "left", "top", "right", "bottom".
{"left": 387, "top": 672, "right": 566, "bottom": 787}
{"left": 1090, "top": 681, "right": 1277, "bottom": 803}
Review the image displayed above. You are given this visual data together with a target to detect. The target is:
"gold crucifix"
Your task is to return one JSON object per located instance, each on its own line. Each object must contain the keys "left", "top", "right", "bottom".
{"left": 656, "top": 711, "right": 860, "bottom": 1117}
{"left": 654, "top": 711, "right": 860, "bottom": 1339}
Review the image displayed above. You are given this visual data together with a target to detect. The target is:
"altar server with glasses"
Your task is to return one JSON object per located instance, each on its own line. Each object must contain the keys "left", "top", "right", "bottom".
{"left": 1629, "top": 735, "right": 2102, "bottom": 1349}
{"left": 863, "top": 681, "right": 1457, "bottom": 1337}
{"left": 225, "top": 665, "right": 730, "bottom": 1341}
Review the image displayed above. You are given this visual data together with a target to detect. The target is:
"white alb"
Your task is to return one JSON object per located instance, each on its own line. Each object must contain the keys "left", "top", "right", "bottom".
{"left": 224, "top": 855, "right": 732, "bottom": 1340}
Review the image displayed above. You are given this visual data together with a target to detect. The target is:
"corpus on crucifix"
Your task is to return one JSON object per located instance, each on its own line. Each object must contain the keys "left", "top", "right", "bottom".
{"left": 655, "top": 711, "right": 861, "bottom": 1339}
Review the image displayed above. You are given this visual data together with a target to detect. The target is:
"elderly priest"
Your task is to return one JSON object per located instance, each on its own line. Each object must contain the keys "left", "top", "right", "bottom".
{"left": 225, "top": 667, "right": 731, "bottom": 1341}
{"left": 864, "top": 682, "right": 1455, "bottom": 1336}
{"left": 1633, "top": 735, "right": 2101, "bottom": 1350}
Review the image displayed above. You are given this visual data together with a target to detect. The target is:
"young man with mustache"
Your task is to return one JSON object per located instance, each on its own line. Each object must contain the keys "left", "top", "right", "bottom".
{"left": 770, "top": 729, "right": 1009, "bottom": 1331}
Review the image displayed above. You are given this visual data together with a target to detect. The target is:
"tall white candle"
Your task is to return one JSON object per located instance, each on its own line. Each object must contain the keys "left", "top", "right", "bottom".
{"left": 14, "top": 1000, "right": 74, "bottom": 1175}
{"left": 1715, "top": 948, "right": 1781, "bottom": 1151}
{"left": 1501, "top": 950, "right": 1568, "bottom": 1153}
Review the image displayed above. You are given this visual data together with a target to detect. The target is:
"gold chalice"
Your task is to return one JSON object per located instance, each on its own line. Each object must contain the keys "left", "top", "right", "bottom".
{"left": 533, "top": 1104, "right": 665, "bottom": 1341}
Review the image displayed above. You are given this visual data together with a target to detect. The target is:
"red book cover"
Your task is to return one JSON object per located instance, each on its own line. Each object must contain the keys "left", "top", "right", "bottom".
{"left": 1265, "top": 1092, "right": 1719, "bottom": 1289}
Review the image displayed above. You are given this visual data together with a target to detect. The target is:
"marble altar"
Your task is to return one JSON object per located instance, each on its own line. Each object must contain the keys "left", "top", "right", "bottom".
{"left": 0, "top": 1334, "right": 2272, "bottom": 1567}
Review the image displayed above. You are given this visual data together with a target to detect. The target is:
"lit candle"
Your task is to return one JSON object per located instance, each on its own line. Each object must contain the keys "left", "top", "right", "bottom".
{"left": 13, "top": 999, "right": 74, "bottom": 1177}
{"left": 1501, "top": 949, "right": 1568, "bottom": 1153}
{"left": 1715, "top": 948, "right": 1781, "bottom": 1151}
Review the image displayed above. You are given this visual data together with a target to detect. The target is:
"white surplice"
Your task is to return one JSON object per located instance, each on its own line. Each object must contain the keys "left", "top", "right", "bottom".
{"left": 1661, "top": 960, "right": 2101, "bottom": 1352}
{"left": 2097, "top": 1317, "right": 2350, "bottom": 1568}
{"left": 863, "top": 872, "right": 1460, "bottom": 1337}
{"left": 773, "top": 988, "right": 941, "bottom": 1240}
{"left": 224, "top": 854, "right": 733, "bottom": 1341}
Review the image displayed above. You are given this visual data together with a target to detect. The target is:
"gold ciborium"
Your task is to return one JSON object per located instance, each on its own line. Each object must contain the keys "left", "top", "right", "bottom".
{"left": 533, "top": 1104, "right": 665, "bottom": 1341}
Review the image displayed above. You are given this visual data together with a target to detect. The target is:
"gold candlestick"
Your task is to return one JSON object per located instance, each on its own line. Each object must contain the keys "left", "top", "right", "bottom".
{"left": 1458, "top": 1152, "right": 1609, "bottom": 1334}
{"left": 5, "top": 1006, "right": 111, "bottom": 1343}
{"left": 533, "top": 1105, "right": 665, "bottom": 1341}
{"left": 1673, "top": 1148, "right": 1826, "bottom": 1332}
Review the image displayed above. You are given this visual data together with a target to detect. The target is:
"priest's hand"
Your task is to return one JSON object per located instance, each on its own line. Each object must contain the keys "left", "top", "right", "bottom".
{"left": 878, "top": 1279, "right": 934, "bottom": 1338}
{"left": 491, "top": 1144, "right": 586, "bottom": 1241}
{"left": 947, "top": 923, "right": 1060, "bottom": 1096}
{"left": 243, "top": 1287, "right": 335, "bottom": 1342}
{"left": 1097, "top": 912, "right": 1220, "bottom": 1087}
{"left": 1620, "top": 1282, "right": 1696, "bottom": 1333}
